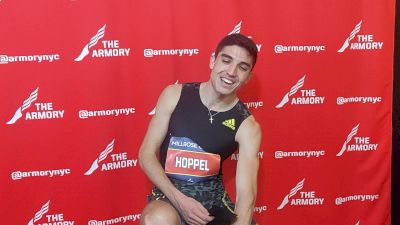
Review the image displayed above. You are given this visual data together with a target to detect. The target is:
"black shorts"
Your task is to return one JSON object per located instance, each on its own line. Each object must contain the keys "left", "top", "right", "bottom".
{"left": 147, "top": 175, "right": 257, "bottom": 225}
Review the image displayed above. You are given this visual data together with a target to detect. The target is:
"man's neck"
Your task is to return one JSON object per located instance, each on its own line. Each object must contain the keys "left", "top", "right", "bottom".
{"left": 200, "top": 81, "right": 238, "bottom": 111}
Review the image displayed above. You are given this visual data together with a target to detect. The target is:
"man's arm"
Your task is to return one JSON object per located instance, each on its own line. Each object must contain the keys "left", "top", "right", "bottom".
{"left": 138, "top": 84, "right": 213, "bottom": 225}
{"left": 138, "top": 84, "right": 181, "bottom": 203}
{"left": 234, "top": 115, "right": 262, "bottom": 224}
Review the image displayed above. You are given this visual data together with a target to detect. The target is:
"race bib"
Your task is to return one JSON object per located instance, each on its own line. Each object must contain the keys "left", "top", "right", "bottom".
{"left": 165, "top": 136, "right": 221, "bottom": 182}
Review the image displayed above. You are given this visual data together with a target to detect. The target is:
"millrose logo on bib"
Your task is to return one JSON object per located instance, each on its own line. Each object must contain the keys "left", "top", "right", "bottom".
{"left": 75, "top": 24, "right": 130, "bottom": 61}
{"left": 6, "top": 88, "right": 65, "bottom": 124}
{"left": 336, "top": 124, "right": 379, "bottom": 157}
{"left": 277, "top": 178, "right": 325, "bottom": 210}
{"left": 338, "top": 20, "right": 383, "bottom": 53}
{"left": 85, "top": 139, "right": 138, "bottom": 175}
{"left": 275, "top": 75, "right": 325, "bottom": 108}
{"left": 27, "top": 201, "right": 75, "bottom": 225}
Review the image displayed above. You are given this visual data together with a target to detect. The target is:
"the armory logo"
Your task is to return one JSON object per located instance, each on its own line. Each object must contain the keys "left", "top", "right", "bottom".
{"left": 277, "top": 178, "right": 324, "bottom": 210}
{"left": 28, "top": 201, "right": 75, "bottom": 225}
{"left": 275, "top": 75, "right": 325, "bottom": 108}
{"left": 336, "top": 124, "right": 379, "bottom": 157}
{"left": 35, "top": 213, "right": 75, "bottom": 225}
{"left": 28, "top": 201, "right": 50, "bottom": 225}
{"left": 229, "top": 21, "right": 262, "bottom": 52}
{"left": 85, "top": 139, "right": 137, "bottom": 175}
{"left": 75, "top": 24, "right": 130, "bottom": 61}
{"left": 338, "top": 20, "right": 383, "bottom": 53}
{"left": 6, "top": 88, "right": 65, "bottom": 124}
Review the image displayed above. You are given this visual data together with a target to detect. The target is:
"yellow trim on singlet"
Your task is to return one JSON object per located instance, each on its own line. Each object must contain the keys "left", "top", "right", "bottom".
{"left": 221, "top": 192, "right": 258, "bottom": 225}
{"left": 151, "top": 189, "right": 165, "bottom": 200}
{"left": 221, "top": 192, "right": 235, "bottom": 214}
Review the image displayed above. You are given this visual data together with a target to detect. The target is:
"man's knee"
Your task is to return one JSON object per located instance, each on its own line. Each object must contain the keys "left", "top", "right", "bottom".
{"left": 141, "top": 212, "right": 168, "bottom": 225}
{"left": 140, "top": 201, "right": 181, "bottom": 225}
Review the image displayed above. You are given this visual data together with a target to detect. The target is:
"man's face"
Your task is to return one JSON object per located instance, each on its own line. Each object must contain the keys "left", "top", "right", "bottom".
{"left": 209, "top": 45, "right": 253, "bottom": 96}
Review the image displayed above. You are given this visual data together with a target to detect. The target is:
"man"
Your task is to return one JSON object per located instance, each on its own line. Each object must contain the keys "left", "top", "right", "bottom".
{"left": 139, "top": 33, "right": 261, "bottom": 225}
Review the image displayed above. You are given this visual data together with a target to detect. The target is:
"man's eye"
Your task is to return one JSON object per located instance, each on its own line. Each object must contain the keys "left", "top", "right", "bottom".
{"left": 240, "top": 66, "right": 249, "bottom": 71}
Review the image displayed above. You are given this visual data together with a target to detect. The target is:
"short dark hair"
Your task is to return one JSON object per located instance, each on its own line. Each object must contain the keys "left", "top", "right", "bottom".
{"left": 214, "top": 33, "right": 258, "bottom": 68}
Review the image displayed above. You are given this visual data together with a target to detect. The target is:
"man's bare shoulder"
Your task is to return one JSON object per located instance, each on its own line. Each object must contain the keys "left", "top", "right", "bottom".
{"left": 235, "top": 115, "right": 262, "bottom": 156}
{"left": 238, "top": 115, "right": 262, "bottom": 137}
{"left": 156, "top": 83, "right": 182, "bottom": 115}
{"left": 159, "top": 83, "right": 182, "bottom": 100}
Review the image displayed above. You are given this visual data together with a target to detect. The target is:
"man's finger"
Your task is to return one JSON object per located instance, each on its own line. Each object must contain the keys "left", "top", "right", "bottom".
{"left": 196, "top": 202, "right": 212, "bottom": 218}
{"left": 189, "top": 214, "right": 210, "bottom": 225}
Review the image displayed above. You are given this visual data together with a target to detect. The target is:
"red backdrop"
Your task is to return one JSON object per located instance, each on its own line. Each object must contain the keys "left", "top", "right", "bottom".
{"left": 0, "top": 0, "right": 395, "bottom": 224}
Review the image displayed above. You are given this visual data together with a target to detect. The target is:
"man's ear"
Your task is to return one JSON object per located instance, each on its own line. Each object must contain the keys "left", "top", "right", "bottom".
{"left": 209, "top": 53, "right": 216, "bottom": 69}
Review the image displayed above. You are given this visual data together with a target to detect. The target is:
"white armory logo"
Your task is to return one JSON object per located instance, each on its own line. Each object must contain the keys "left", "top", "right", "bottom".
{"left": 75, "top": 24, "right": 130, "bottom": 61}
{"left": 338, "top": 20, "right": 383, "bottom": 52}
{"left": 277, "top": 178, "right": 324, "bottom": 210}
{"left": 6, "top": 87, "right": 65, "bottom": 124}
{"left": 275, "top": 75, "right": 325, "bottom": 108}
{"left": 336, "top": 124, "right": 378, "bottom": 156}
{"left": 85, "top": 139, "right": 115, "bottom": 175}
{"left": 28, "top": 201, "right": 50, "bottom": 225}
{"left": 75, "top": 25, "right": 106, "bottom": 61}
{"left": 228, "top": 21, "right": 262, "bottom": 52}
{"left": 7, "top": 87, "right": 38, "bottom": 124}
{"left": 277, "top": 178, "right": 305, "bottom": 210}
{"left": 85, "top": 139, "right": 138, "bottom": 175}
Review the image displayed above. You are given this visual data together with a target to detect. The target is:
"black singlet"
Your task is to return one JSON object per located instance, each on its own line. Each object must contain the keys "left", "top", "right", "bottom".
{"left": 160, "top": 83, "right": 251, "bottom": 182}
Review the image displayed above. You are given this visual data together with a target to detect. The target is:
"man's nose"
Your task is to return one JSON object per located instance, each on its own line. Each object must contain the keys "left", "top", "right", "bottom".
{"left": 227, "top": 64, "right": 238, "bottom": 76}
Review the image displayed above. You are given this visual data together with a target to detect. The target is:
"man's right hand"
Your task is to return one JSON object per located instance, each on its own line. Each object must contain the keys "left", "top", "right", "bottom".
{"left": 174, "top": 194, "right": 214, "bottom": 225}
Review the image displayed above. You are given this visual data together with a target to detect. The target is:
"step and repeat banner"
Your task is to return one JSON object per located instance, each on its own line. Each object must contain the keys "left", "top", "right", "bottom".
{"left": 0, "top": 0, "right": 395, "bottom": 224}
